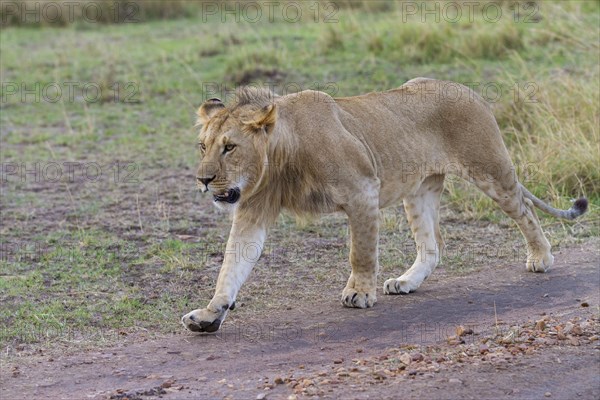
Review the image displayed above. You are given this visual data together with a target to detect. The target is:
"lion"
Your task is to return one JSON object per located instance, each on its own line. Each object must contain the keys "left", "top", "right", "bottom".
{"left": 182, "top": 78, "right": 588, "bottom": 333}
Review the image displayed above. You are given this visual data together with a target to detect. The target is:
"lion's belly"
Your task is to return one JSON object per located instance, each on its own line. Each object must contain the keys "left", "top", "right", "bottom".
{"left": 377, "top": 176, "right": 423, "bottom": 208}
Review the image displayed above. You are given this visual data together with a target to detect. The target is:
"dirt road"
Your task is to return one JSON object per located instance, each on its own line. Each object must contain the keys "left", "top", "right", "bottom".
{"left": 1, "top": 240, "right": 599, "bottom": 400}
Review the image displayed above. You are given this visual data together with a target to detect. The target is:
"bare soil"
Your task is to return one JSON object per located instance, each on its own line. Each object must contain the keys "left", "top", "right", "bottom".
{"left": 1, "top": 239, "right": 598, "bottom": 400}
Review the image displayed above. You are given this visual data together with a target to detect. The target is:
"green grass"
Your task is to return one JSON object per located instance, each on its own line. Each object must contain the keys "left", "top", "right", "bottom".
{"left": 0, "top": 1, "right": 598, "bottom": 352}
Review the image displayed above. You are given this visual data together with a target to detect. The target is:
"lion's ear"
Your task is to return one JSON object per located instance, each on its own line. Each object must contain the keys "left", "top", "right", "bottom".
{"left": 241, "top": 104, "right": 277, "bottom": 133}
{"left": 197, "top": 98, "right": 225, "bottom": 125}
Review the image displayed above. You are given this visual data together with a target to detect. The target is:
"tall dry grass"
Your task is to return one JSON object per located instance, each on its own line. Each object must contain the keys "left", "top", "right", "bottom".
{"left": 0, "top": 0, "right": 202, "bottom": 27}
{"left": 329, "top": 1, "right": 599, "bottom": 213}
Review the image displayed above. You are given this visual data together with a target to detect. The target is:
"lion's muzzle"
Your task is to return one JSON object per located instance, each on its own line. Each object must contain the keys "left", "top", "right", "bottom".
{"left": 196, "top": 175, "right": 215, "bottom": 193}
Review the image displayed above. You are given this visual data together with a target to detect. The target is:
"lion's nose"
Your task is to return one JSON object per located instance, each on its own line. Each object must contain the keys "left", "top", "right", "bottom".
{"left": 197, "top": 175, "right": 216, "bottom": 186}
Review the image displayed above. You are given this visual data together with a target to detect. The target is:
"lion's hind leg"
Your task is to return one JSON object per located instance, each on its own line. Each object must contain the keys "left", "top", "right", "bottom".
{"left": 384, "top": 174, "right": 445, "bottom": 295}
{"left": 472, "top": 174, "right": 553, "bottom": 272}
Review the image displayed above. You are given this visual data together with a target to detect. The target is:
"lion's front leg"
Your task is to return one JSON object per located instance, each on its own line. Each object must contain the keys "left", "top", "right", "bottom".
{"left": 182, "top": 217, "right": 266, "bottom": 333}
{"left": 341, "top": 200, "right": 380, "bottom": 309}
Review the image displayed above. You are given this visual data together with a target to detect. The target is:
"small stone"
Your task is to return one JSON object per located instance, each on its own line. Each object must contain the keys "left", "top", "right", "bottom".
{"left": 518, "top": 344, "right": 528, "bottom": 351}
{"left": 563, "top": 323, "right": 574, "bottom": 334}
{"left": 449, "top": 378, "right": 462, "bottom": 384}
{"left": 399, "top": 353, "right": 412, "bottom": 365}
{"left": 456, "top": 325, "right": 473, "bottom": 336}
{"left": 288, "top": 395, "right": 297, "bottom": 400}
{"left": 411, "top": 353, "right": 424, "bottom": 362}
{"left": 545, "top": 392, "right": 552, "bottom": 397}
{"left": 333, "top": 359, "right": 343, "bottom": 364}
{"left": 274, "top": 377, "right": 284, "bottom": 385}
{"left": 572, "top": 326, "right": 583, "bottom": 336}
{"left": 581, "top": 321, "right": 591, "bottom": 329}
{"left": 256, "top": 394, "right": 267, "bottom": 400}
{"left": 535, "top": 320, "right": 546, "bottom": 331}
{"left": 373, "top": 371, "right": 387, "bottom": 380}
{"left": 479, "top": 345, "right": 489, "bottom": 354}
{"left": 448, "top": 336, "right": 465, "bottom": 345}
{"left": 581, "top": 302, "right": 589, "bottom": 307}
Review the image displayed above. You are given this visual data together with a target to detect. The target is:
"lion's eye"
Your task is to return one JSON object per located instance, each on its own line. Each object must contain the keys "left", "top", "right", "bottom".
{"left": 198, "top": 142, "right": 206, "bottom": 151}
{"left": 223, "top": 144, "right": 236, "bottom": 153}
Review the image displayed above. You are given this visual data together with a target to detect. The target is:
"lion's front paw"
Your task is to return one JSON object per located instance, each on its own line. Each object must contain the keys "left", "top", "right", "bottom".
{"left": 526, "top": 252, "right": 554, "bottom": 273}
{"left": 383, "top": 277, "right": 418, "bottom": 295}
{"left": 341, "top": 287, "right": 376, "bottom": 308}
{"left": 181, "top": 308, "right": 224, "bottom": 333}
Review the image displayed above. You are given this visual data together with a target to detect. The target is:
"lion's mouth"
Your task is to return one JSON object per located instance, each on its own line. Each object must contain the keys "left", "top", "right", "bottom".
{"left": 213, "top": 187, "right": 241, "bottom": 204}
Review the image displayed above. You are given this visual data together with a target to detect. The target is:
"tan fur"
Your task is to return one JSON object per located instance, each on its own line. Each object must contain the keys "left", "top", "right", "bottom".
{"left": 182, "top": 80, "right": 586, "bottom": 333}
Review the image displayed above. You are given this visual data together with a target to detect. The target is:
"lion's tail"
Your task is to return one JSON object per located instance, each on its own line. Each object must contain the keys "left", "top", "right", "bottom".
{"left": 520, "top": 184, "right": 588, "bottom": 220}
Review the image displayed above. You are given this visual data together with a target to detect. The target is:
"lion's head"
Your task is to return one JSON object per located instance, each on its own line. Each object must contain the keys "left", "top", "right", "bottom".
{"left": 195, "top": 88, "right": 279, "bottom": 211}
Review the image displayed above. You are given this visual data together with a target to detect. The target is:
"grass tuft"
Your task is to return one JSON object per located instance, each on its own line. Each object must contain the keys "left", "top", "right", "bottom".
{"left": 224, "top": 50, "right": 286, "bottom": 86}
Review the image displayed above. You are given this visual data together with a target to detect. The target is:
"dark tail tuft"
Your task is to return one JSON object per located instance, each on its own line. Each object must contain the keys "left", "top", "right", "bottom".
{"left": 572, "top": 198, "right": 588, "bottom": 217}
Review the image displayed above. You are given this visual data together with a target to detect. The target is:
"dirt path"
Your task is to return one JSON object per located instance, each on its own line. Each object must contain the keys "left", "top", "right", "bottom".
{"left": 2, "top": 240, "right": 599, "bottom": 400}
